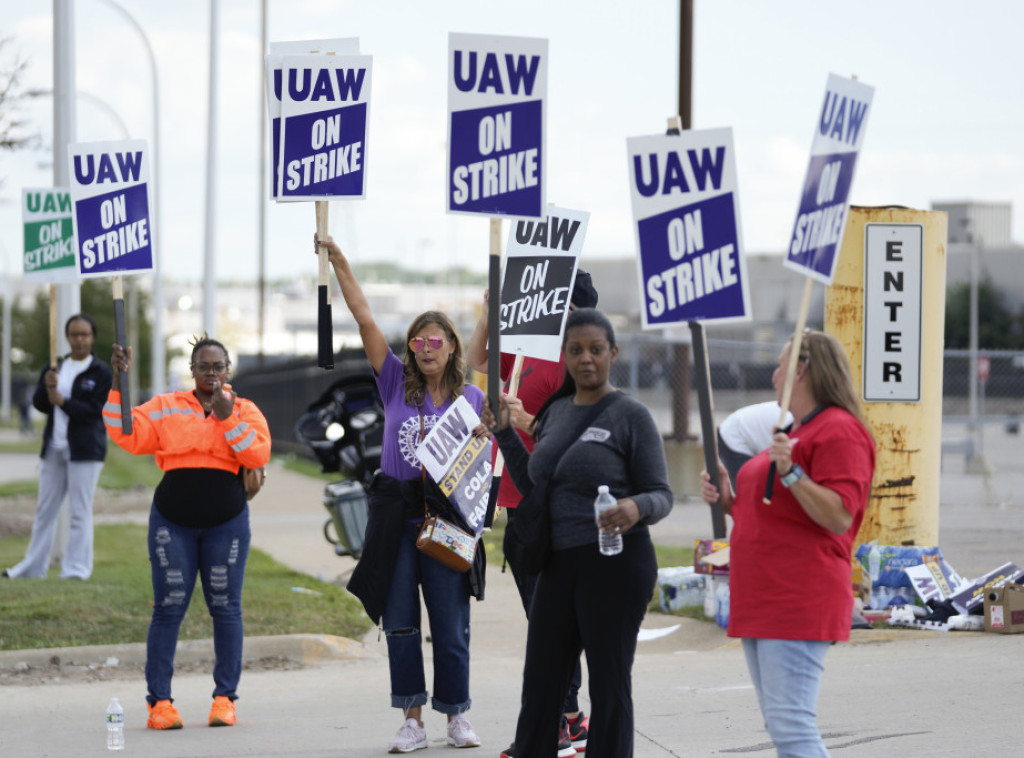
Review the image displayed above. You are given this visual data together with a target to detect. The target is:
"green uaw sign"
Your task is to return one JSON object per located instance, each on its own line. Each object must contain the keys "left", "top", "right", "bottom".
{"left": 22, "top": 188, "right": 78, "bottom": 283}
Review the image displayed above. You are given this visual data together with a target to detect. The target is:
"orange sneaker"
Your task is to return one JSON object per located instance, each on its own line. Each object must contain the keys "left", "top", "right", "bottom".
{"left": 209, "top": 696, "right": 236, "bottom": 727}
{"left": 147, "top": 699, "right": 183, "bottom": 730}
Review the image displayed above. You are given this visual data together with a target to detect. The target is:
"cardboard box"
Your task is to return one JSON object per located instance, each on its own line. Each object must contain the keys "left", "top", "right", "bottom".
{"left": 984, "top": 583, "right": 1024, "bottom": 634}
{"left": 693, "top": 539, "right": 729, "bottom": 576}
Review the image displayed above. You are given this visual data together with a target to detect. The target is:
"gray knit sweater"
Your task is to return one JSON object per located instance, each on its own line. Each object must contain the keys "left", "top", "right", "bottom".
{"left": 497, "top": 391, "right": 673, "bottom": 551}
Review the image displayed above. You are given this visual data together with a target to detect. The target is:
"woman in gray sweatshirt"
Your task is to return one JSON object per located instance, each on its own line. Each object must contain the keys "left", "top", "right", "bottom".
{"left": 493, "top": 307, "right": 673, "bottom": 758}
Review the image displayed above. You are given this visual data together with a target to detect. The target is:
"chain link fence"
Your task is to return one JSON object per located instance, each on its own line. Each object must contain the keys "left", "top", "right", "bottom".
{"left": 613, "top": 334, "right": 1024, "bottom": 440}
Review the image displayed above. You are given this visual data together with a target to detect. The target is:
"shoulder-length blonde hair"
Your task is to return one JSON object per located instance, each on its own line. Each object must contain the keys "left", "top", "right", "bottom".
{"left": 403, "top": 310, "right": 467, "bottom": 407}
{"left": 793, "top": 329, "right": 870, "bottom": 434}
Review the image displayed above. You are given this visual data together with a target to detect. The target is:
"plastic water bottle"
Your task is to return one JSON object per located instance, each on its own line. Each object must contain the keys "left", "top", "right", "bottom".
{"left": 714, "top": 581, "right": 731, "bottom": 628}
{"left": 106, "top": 697, "right": 124, "bottom": 751}
{"left": 594, "top": 485, "right": 622, "bottom": 556}
{"left": 704, "top": 576, "right": 719, "bottom": 618}
{"left": 867, "top": 543, "right": 881, "bottom": 583}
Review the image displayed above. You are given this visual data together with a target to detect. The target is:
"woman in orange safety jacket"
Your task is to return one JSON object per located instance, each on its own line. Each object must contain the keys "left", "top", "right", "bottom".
{"left": 106, "top": 336, "right": 270, "bottom": 733}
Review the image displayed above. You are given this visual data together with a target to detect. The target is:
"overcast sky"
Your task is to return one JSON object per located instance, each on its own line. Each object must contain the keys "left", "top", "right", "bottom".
{"left": 1, "top": 0, "right": 1021, "bottom": 285}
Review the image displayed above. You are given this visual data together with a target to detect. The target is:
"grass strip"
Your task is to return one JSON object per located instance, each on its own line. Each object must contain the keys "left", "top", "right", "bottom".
{"left": 0, "top": 524, "right": 371, "bottom": 651}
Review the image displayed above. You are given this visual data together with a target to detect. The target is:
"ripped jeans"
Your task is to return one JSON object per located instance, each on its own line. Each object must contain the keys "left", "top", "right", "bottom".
{"left": 382, "top": 521, "right": 472, "bottom": 714}
{"left": 145, "top": 504, "right": 251, "bottom": 705}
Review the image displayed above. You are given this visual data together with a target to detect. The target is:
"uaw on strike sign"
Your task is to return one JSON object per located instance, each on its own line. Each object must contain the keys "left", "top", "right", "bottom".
{"left": 447, "top": 33, "right": 547, "bottom": 218}
{"left": 627, "top": 127, "right": 750, "bottom": 329}
{"left": 500, "top": 205, "right": 588, "bottom": 362}
{"left": 786, "top": 73, "right": 874, "bottom": 284}
{"left": 416, "top": 396, "right": 491, "bottom": 535}
{"left": 277, "top": 51, "right": 372, "bottom": 200}
{"left": 22, "top": 188, "right": 77, "bottom": 283}
{"left": 264, "top": 38, "right": 360, "bottom": 200}
{"left": 68, "top": 140, "right": 154, "bottom": 278}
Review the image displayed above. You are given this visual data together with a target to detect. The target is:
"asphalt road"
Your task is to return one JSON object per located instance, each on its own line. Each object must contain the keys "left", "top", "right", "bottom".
{"left": 1, "top": 418, "right": 1023, "bottom": 756}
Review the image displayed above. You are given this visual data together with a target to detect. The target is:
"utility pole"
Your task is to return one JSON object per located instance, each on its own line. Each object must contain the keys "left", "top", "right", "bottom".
{"left": 202, "top": 0, "right": 219, "bottom": 335}
{"left": 54, "top": 0, "right": 80, "bottom": 345}
{"left": 257, "top": 0, "right": 267, "bottom": 363}
{"left": 671, "top": 0, "right": 694, "bottom": 442}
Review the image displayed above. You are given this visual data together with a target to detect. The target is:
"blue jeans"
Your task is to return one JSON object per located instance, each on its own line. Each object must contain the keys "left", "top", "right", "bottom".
{"left": 382, "top": 521, "right": 472, "bottom": 714}
{"left": 145, "top": 504, "right": 251, "bottom": 705}
{"left": 742, "top": 638, "right": 832, "bottom": 757}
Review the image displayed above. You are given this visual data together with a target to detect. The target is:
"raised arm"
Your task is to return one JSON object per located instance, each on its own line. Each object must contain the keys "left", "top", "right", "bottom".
{"left": 317, "top": 234, "right": 388, "bottom": 373}
{"left": 465, "top": 289, "right": 490, "bottom": 374}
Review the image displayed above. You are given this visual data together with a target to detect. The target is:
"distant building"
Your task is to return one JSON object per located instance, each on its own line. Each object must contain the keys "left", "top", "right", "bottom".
{"left": 932, "top": 200, "right": 1013, "bottom": 247}
{"left": 933, "top": 200, "right": 1024, "bottom": 310}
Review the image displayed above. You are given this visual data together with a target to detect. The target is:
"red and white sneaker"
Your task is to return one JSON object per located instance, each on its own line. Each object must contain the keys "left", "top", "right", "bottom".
{"left": 567, "top": 711, "right": 589, "bottom": 752}
{"left": 557, "top": 717, "right": 577, "bottom": 757}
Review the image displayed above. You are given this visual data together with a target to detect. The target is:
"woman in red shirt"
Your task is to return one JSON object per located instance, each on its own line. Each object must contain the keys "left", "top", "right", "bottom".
{"left": 702, "top": 330, "right": 875, "bottom": 757}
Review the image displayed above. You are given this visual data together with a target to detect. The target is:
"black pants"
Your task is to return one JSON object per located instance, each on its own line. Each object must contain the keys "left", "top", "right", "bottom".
{"left": 513, "top": 533, "right": 657, "bottom": 758}
{"left": 506, "top": 507, "right": 583, "bottom": 714}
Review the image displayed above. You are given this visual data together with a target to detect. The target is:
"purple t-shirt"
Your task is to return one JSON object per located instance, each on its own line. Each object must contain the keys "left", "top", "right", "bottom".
{"left": 375, "top": 349, "right": 485, "bottom": 481}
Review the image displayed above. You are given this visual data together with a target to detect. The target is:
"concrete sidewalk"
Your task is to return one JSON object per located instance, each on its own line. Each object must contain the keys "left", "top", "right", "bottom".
{"left": 2, "top": 420, "right": 1024, "bottom": 755}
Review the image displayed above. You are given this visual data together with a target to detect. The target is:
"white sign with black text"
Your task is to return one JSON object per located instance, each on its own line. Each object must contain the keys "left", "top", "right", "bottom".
{"left": 500, "top": 205, "right": 588, "bottom": 361}
{"left": 863, "top": 223, "right": 922, "bottom": 402}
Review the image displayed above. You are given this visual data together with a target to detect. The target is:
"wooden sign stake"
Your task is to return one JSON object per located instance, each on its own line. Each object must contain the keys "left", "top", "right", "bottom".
{"left": 763, "top": 276, "right": 813, "bottom": 504}
{"left": 48, "top": 285, "right": 58, "bottom": 369}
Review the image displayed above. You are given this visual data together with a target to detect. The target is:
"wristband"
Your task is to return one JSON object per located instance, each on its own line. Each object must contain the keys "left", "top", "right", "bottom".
{"left": 780, "top": 463, "right": 804, "bottom": 488}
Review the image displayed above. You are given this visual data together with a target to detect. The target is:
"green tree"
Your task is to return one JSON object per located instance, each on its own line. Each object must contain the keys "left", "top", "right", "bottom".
{"left": 945, "top": 277, "right": 1021, "bottom": 349}
{"left": 0, "top": 37, "right": 36, "bottom": 159}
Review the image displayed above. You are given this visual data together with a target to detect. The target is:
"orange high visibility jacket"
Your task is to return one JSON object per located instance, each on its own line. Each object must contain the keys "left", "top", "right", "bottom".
{"left": 104, "top": 389, "right": 271, "bottom": 474}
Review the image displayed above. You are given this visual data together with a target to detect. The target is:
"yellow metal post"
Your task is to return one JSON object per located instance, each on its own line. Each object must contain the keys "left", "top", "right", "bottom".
{"left": 826, "top": 206, "right": 948, "bottom": 548}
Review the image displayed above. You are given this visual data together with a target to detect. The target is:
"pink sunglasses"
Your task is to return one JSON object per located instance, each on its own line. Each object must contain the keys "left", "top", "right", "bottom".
{"left": 408, "top": 336, "right": 447, "bottom": 353}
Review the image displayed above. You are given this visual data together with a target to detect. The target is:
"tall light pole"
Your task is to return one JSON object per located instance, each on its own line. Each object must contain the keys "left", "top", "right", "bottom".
{"left": 96, "top": 0, "right": 165, "bottom": 393}
{"left": 964, "top": 222, "right": 991, "bottom": 473}
{"left": 968, "top": 233, "right": 979, "bottom": 431}
{"left": 53, "top": 0, "right": 79, "bottom": 350}
{"left": 202, "top": 0, "right": 219, "bottom": 335}
{"left": 257, "top": 0, "right": 267, "bottom": 362}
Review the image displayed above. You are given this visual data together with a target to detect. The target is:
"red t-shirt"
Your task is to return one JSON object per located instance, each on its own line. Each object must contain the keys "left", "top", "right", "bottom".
{"left": 727, "top": 406, "right": 875, "bottom": 642}
{"left": 493, "top": 352, "right": 565, "bottom": 508}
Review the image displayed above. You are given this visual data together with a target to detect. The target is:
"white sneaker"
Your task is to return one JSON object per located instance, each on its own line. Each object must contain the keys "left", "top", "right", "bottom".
{"left": 388, "top": 718, "right": 427, "bottom": 753}
{"left": 446, "top": 715, "right": 481, "bottom": 748}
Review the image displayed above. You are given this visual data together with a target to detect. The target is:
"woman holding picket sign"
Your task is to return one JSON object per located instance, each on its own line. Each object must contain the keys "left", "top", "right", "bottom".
{"left": 701, "top": 329, "right": 875, "bottom": 756}
{"left": 486, "top": 306, "right": 673, "bottom": 758}
{"left": 106, "top": 335, "right": 270, "bottom": 731}
{"left": 317, "top": 233, "right": 489, "bottom": 752}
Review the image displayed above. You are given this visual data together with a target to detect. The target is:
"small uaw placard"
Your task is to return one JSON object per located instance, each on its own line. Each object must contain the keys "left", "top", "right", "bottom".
{"left": 416, "top": 396, "right": 491, "bottom": 535}
{"left": 863, "top": 223, "right": 922, "bottom": 402}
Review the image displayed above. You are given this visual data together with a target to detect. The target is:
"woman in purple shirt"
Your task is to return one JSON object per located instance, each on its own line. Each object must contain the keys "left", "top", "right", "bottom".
{"left": 318, "top": 234, "right": 486, "bottom": 753}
